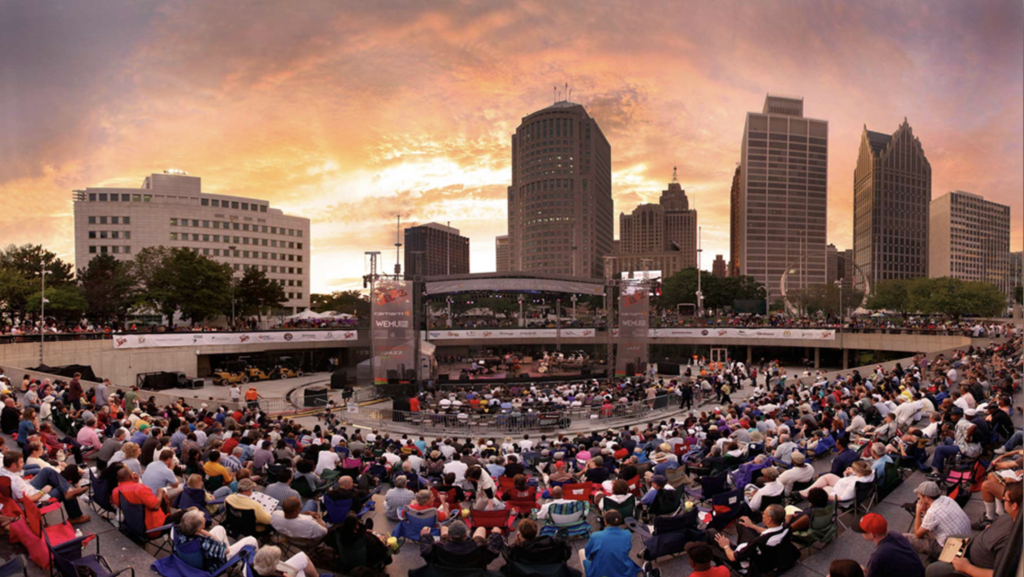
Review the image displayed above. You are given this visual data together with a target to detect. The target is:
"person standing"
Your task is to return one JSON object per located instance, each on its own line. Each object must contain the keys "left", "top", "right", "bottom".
{"left": 124, "top": 386, "right": 140, "bottom": 413}
{"left": 95, "top": 379, "right": 110, "bottom": 410}
{"left": 229, "top": 384, "right": 241, "bottom": 406}
{"left": 69, "top": 373, "right": 84, "bottom": 411}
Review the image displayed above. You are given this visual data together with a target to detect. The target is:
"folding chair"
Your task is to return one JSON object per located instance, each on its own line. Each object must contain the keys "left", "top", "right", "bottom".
{"left": 598, "top": 495, "right": 636, "bottom": 527}
{"left": 792, "top": 503, "right": 838, "bottom": 554}
{"left": 705, "top": 488, "right": 748, "bottom": 531}
{"left": 622, "top": 476, "right": 644, "bottom": 499}
{"left": 560, "top": 483, "right": 593, "bottom": 502}
{"left": 391, "top": 506, "right": 440, "bottom": 543}
{"left": 0, "top": 477, "right": 63, "bottom": 523}
{"left": 684, "top": 471, "right": 728, "bottom": 505}
{"left": 46, "top": 532, "right": 132, "bottom": 577}
{"left": 0, "top": 555, "right": 28, "bottom": 577}
{"left": 152, "top": 527, "right": 253, "bottom": 577}
{"left": 837, "top": 481, "right": 876, "bottom": 530}
{"left": 537, "top": 501, "right": 591, "bottom": 539}
{"left": 468, "top": 508, "right": 515, "bottom": 536}
{"left": 117, "top": 499, "right": 173, "bottom": 557}
{"left": 321, "top": 493, "right": 376, "bottom": 524}
{"left": 174, "top": 487, "right": 226, "bottom": 526}
{"left": 88, "top": 469, "right": 119, "bottom": 523}
{"left": 497, "top": 477, "right": 517, "bottom": 497}
{"left": 223, "top": 504, "right": 275, "bottom": 544}
{"left": 11, "top": 496, "right": 80, "bottom": 571}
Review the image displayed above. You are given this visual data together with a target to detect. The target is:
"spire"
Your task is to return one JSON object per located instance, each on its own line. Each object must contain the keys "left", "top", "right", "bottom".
{"left": 672, "top": 166, "right": 678, "bottom": 183}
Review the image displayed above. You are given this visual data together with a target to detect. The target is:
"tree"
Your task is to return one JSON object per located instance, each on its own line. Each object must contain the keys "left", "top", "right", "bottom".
{"left": 25, "top": 285, "right": 87, "bottom": 324}
{"left": 865, "top": 278, "right": 915, "bottom": 317}
{"left": 915, "top": 277, "right": 1005, "bottom": 320}
{"left": 234, "top": 267, "right": 287, "bottom": 323}
{"left": 311, "top": 290, "right": 370, "bottom": 317}
{"left": 1015, "top": 285, "right": 1022, "bottom": 306}
{"left": 0, "top": 244, "right": 74, "bottom": 286}
{"left": 78, "top": 254, "right": 136, "bottom": 325}
{"left": 138, "top": 248, "right": 233, "bottom": 327}
{"left": 657, "top": 268, "right": 765, "bottom": 313}
{"left": 0, "top": 268, "right": 32, "bottom": 320}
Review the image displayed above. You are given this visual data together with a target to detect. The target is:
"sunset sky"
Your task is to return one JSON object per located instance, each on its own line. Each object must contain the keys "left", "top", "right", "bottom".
{"left": 1, "top": 0, "right": 1022, "bottom": 293}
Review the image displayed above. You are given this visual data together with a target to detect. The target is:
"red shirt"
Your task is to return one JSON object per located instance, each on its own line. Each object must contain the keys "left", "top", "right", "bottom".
{"left": 113, "top": 481, "right": 166, "bottom": 534}
{"left": 691, "top": 567, "right": 729, "bottom": 577}
{"left": 409, "top": 398, "right": 420, "bottom": 412}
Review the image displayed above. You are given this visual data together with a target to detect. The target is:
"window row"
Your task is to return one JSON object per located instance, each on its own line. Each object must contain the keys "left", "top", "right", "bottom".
{"left": 170, "top": 218, "right": 302, "bottom": 237}
{"left": 200, "top": 198, "right": 267, "bottom": 212}
{"left": 88, "top": 231, "right": 131, "bottom": 239}
{"left": 86, "top": 216, "right": 131, "bottom": 225}
{"left": 88, "top": 246, "right": 132, "bottom": 254}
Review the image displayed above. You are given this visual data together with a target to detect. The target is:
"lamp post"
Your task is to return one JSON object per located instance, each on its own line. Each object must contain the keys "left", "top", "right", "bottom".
{"left": 228, "top": 245, "right": 237, "bottom": 328}
{"left": 696, "top": 227, "right": 704, "bottom": 318}
{"left": 835, "top": 280, "right": 844, "bottom": 323}
{"left": 38, "top": 263, "right": 51, "bottom": 365}
{"left": 571, "top": 294, "right": 577, "bottom": 321}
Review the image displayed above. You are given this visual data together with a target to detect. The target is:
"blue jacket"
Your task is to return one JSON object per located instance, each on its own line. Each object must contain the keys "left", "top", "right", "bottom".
{"left": 584, "top": 526, "right": 640, "bottom": 577}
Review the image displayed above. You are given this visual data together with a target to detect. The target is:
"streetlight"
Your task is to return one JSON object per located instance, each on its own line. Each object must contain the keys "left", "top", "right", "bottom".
{"left": 228, "top": 245, "right": 237, "bottom": 328}
{"left": 834, "top": 280, "right": 844, "bottom": 323}
{"left": 571, "top": 294, "right": 577, "bottom": 321}
{"left": 695, "top": 228, "right": 704, "bottom": 317}
{"left": 37, "top": 263, "right": 51, "bottom": 365}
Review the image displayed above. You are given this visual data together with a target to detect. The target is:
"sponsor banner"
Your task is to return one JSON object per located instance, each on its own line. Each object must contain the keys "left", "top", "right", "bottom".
{"left": 425, "top": 278, "right": 603, "bottom": 296}
{"left": 371, "top": 278, "right": 415, "bottom": 385}
{"left": 112, "top": 330, "right": 359, "bottom": 349}
{"left": 426, "top": 328, "right": 597, "bottom": 340}
{"left": 651, "top": 328, "right": 836, "bottom": 340}
{"left": 616, "top": 283, "right": 649, "bottom": 377}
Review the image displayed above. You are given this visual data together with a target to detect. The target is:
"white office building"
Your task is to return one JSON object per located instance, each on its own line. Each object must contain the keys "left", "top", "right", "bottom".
{"left": 73, "top": 171, "right": 310, "bottom": 315}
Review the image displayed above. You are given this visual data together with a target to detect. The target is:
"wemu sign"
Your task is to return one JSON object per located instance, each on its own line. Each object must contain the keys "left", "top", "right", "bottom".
{"left": 370, "top": 278, "right": 415, "bottom": 385}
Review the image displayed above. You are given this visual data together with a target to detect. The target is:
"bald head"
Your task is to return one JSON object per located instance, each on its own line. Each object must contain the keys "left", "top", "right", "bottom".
{"left": 339, "top": 476, "right": 353, "bottom": 489}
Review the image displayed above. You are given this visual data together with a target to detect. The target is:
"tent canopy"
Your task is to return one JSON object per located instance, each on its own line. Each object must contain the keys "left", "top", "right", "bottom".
{"left": 286, "top": 309, "right": 329, "bottom": 321}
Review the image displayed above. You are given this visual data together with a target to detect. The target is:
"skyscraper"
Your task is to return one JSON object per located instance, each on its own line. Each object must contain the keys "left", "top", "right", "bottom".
{"left": 853, "top": 120, "right": 931, "bottom": 286}
{"left": 827, "top": 244, "right": 855, "bottom": 289}
{"left": 733, "top": 94, "right": 827, "bottom": 296}
{"left": 614, "top": 175, "right": 697, "bottom": 278}
{"left": 728, "top": 164, "right": 741, "bottom": 277}
{"left": 1012, "top": 252, "right": 1023, "bottom": 294}
{"left": 712, "top": 255, "right": 726, "bottom": 278}
{"left": 403, "top": 222, "right": 469, "bottom": 278}
{"left": 495, "top": 235, "right": 509, "bottom": 272}
{"left": 929, "top": 191, "right": 1011, "bottom": 297}
{"left": 507, "top": 100, "right": 613, "bottom": 278}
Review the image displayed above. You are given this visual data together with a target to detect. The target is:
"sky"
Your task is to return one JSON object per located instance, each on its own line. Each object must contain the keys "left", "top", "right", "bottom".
{"left": 1, "top": 0, "right": 1022, "bottom": 293}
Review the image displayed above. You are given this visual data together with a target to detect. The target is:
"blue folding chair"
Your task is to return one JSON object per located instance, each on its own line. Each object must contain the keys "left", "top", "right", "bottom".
{"left": 152, "top": 527, "right": 253, "bottom": 577}
{"left": 46, "top": 531, "right": 133, "bottom": 577}
{"left": 118, "top": 499, "right": 173, "bottom": 557}
{"left": 0, "top": 555, "right": 27, "bottom": 577}
{"left": 390, "top": 506, "right": 439, "bottom": 542}
{"left": 88, "top": 470, "right": 118, "bottom": 523}
{"left": 174, "top": 487, "right": 225, "bottom": 525}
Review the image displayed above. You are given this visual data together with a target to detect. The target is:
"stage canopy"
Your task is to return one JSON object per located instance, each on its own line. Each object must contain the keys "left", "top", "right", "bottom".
{"left": 424, "top": 272, "right": 604, "bottom": 296}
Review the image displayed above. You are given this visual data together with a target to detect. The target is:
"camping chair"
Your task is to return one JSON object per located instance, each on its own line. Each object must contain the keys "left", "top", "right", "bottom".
{"left": 837, "top": 480, "right": 876, "bottom": 530}
{"left": 0, "top": 555, "right": 28, "bottom": 577}
{"left": 174, "top": 487, "right": 226, "bottom": 526}
{"left": 391, "top": 506, "right": 440, "bottom": 542}
{"left": 497, "top": 477, "right": 518, "bottom": 497}
{"left": 758, "top": 492, "right": 786, "bottom": 510}
{"left": 598, "top": 495, "right": 636, "bottom": 528}
{"left": 664, "top": 467, "right": 689, "bottom": 491}
{"left": 877, "top": 460, "right": 902, "bottom": 500}
{"left": 630, "top": 508, "right": 702, "bottom": 562}
{"left": 792, "top": 503, "right": 838, "bottom": 554}
{"left": 0, "top": 476, "right": 65, "bottom": 526}
{"left": 505, "top": 486, "right": 540, "bottom": 517}
{"left": 537, "top": 501, "right": 591, "bottom": 539}
{"left": 328, "top": 528, "right": 390, "bottom": 577}
{"left": 223, "top": 504, "right": 274, "bottom": 544}
{"left": 321, "top": 493, "right": 376, "bottom": 524}
{"left": 118, "top": 499, "right": 173, "bottom": 557}
{"left": 290, "top": 476, "right": 323, "bottom": 500}
{"left": 151, "top": 527, "right": 253, "bottom": 577}
{"left": 468, "top": 508, "right": 515, "bottom": 536}
{"left": 560, "top": 482, "right": 593, "bottom": 502}
{"left": 11, "top": 495, "right": 81, "bottom": 571}
{"left": 622, "top": 476, "right": 644, "bottom": 498}
{"left": 788, "top": 478, "right": 816, "bottom": 504}
{"left": 88, "top": 469, "right": 119, "bottom": 523}
{"left": 203, "top": 475, "right": 224, "bottom": 494}
{"left": 705, "top": 488, "right": 748, "bottom": 531}
{"left": 684, "top": 471, "right": 728, "bottom": 505}
{"left": 46, "top": 531, "right": 132, "bottom": 577}
{"left": 521, "top": 452, "right": 543, "bottom": 474}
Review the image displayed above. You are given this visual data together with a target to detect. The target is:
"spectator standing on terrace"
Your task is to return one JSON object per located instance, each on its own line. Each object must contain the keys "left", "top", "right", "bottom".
{"left": 95, "top": 378, "right": 110, "bottom": 410}
{"left": 68, "top": 372, "right": 83, "bottom": 410}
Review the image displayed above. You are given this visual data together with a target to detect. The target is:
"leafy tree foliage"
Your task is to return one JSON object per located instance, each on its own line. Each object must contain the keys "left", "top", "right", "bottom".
{"left": 311, "top": 290, "right": 370, "bottom": 317}
{"left": 657, "top": 268, "right": 766, "bottom": 312}
{"left": 866, "top": 277, "right": 1006, "bottom": 319}
{"left": 0, "top": 244, "right": 74, "bottom": 286}
{"left": 0, "top": 268, "right": 33, "bottom": 319}
{"left": 78, "top": 254, "right": 136, "bottom": 325}
{"left": 25, "top": 285, "right": 87, "bottom": 323}
{"left": 233, "top": 267, "right": 287, "bottom": 322}
{"left": 786, "top": 283, "right": 865, "bottom": 317}
{"left": 137, "top": 248, "right": 232, "bottom": 327}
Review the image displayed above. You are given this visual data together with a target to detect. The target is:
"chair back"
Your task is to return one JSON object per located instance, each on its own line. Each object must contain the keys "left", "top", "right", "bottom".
{"left": 854, "top": 478, "right": 876, "bottom": 506}
{"left": 650, "top": 487, "right": 681, "bottom": 515}
{"left": 623, "top": 476, "right": 643, "bottom": 498}
{"left": 391, "top": 506, "right": 438, "bottom": 540}
{"left": 291, "top": 475, "right": 317, "bottom": 499}
{"left": 708, "top": 488, "right": 745, "bottom": 531}
{"left": 119, "top": 498, "right": 151, "bottom": 543}
{"left": 700, "top": 471, "right": 728, "bottom": 500}
{"left": 22, "top": 495, "right": 46, "bottom": 538}
{"left": 498, "top": 477, "right": 517, "bottom": 495}
{"left": 560, "top": 482, "right": 592, "bottom": 501}
{"left": 337, "top": 467, "right": 361, "bottom": 480}
{"left": 0, "top": 477, "right": 11, "bottom": 501}
{"left": 759, "top": 492, "right": 786, "bottom": 509}
{"left": 547, "top": 501, "right": 586, "bottom": 526}
{"left": 47, "top": 536, "right": 91, "bottom": 577}
{"left": 322, "top": 495, "right": 355, "bottom": 524}
{"left": 469, "top": 508, "right": 513, "bottom": 533}
{"left": 169, "top": 527, "right": 206, "bottom": 570}
{"left": 601, "top": 495, "right": 636, "bottom": 519}
{"left": 224, "top": 503, "right": 258, "bottom": 539}
{"left": 505, "top": 486, "right": 536, "bottom": 502}
{"left": 175, "top": 487, "right": 212, "bottom": 520}
{"left": 204, "top": 475, "right": 224, "bottom": 493}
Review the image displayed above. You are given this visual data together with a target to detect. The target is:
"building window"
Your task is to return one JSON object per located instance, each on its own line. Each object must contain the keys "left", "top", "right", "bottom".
{"left": 111, "top": 217, "right": 120, "bottom": 224}
{"left": 123, "top": 217, "right": 130, "bottom": 225}
{"left": 143, "top": 194, "right": 151, "bottom": 202}
{"left": 89, "top": 246, "right": 96, "bottom": 254}
{"left": 201, "top": 199, "right": 209, "bottom": 206}
{"left": 88, "top": 231, "right": 96, "bottom": 239}
{"left": 124, "top": 246, "right": 131, "bottom": 254}
{"left": 170, "top": 233, "right": 178, "bottom": 241}
{"left": 99, "top": 216, "right": 108, "bottom": 224}
{"left": 87, "top": 216, "right": 96, "bottom": 224}
{"left": 231, "top": 201, "right": 239, "bottom": 209}
{"left": 170, "top": 218, "right": 177, "bottom": 226}
{"left": 88, "top": 193, "right": 97, "bottom": 202}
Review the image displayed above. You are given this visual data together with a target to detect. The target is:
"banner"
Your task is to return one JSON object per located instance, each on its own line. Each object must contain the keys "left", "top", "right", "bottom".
{"left": 371, "top": 278, "right": 415, "bottom": 385}
{"left": 426, "top": 328, "right": 596, "bottom": 340}
{"left": 650, "top": 328, "right": 836, "bottom": 341}
{"left": 616, "top": 283, "right": 649, "bottom": 377}
{"left": 112, "top": 330, "right": 360, "bottom": 349}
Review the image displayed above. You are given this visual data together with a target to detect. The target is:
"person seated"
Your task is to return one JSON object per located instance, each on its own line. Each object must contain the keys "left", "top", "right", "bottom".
{"left": 537, "top": 486, "right": 573, "bottom": 518}
{"left": 75, "top": 417, "right": 102, "bottom": 454}
{"left": 324, "top": 475, "right": 370, "bottom": 508}
{"left": 0, "top": 450, "right": 89, "bottom": 524}
{"left": 598, "top": 479, "right": 633, "bottom": 514}
{"left": 798, "top": 460, "right": 874, "bottom": 502}
{"left": 786, "top": 487, "right": 830, "bottom": 532}
{"left": 641, "top": 474, "right": 678, "bottom": 514}
{"left": 829, "top": 436, "right": 857, "bottom": 475}
{"left": 904, "top": 481, "right": 972, "bottom": 561}
{"left": 868, "top": 442, "right": 894, "bottom": 485}
{"left": 224, "top": 478, "right": 273, "bottom": 533}
{"left": 507, "top": 518, "right": 576, "bottom": 572}
{"left": 263, "top": 469, "right": 301, "bottom": 509}
{"left": 857, "top": 513, "right": 924, "bottom": 577}
{"left": 543, "top": 460, "right": 575, "bottom": 487}
{"left": 684, "top": 542, "right": 730, "bottom": 577}
{"left": 409, "top": 489, "right": 447, "bottom": 521}
{"left": 336, "top": 512, "right": 391, "bottom": 571}
{"left": 270, "top": 496, "right": 328, "bottom": 543}
{"left": 112, "top": 467, "right": 182, "bottom": 533}
{"left": 501, "top": 474, "right": 536, "bottom": 503}
{"left": 746, "top": 467, "right": 785, "bottom": 513}
{"left": 435, "top": 472, "right": 467, "bottom": 511}
{"left": 778, "top": 452, "right": 815, "bottom": 495}
{"left": 203, "top": 451, "right": 234, "bottom": 486}
{"left": 830, "top": 560, "right": 867, "bottom": 577}
{"left": 173, "top": 509, "right": 259, "bottom": 571}
{"left": 711, "top": 504, "right": 800, "bottom": 577}
{"left": 975, "top": 451, "right": 1022, "bottom": 529}
{"left": 250, "top": 545, "right": 321, "bottom": 577}
{"left": 417, "top": 520, "right": 503, "bottom": 570}
{"left": 0, "top": 398, "right": 20, "bottom": 436}
{"left": 924, "top": 482, "right": 1020, "bottom": 577}
{"left": 583, "top": 511, "right": 640, "bottom": 577}
{"left": 385, "top": 475, "right": 416, "bottom": 520}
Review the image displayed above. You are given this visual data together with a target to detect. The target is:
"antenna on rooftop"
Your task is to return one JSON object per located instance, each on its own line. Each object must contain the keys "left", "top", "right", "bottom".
{"left": 394, "top": 215, "right": 402, "bottom": 277}
{"left": 553, "top": 86, "right": 557, "bottom": 104}
{"left": 672, "top": 166, "right": 678, "bottom": 183}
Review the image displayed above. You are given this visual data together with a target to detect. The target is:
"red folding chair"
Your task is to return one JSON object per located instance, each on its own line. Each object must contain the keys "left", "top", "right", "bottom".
{"left": 11, "top": 495, "right": 90, "bottom": 569}
{"left": 0, "top": 477, "right": 63, "bottom": 522}
{"left": 468, "top": 508, "right": 515, "bottom": 535}
{"left": 623, "top": 476, "right": 644, "bottom": 498}
{"left": 497, "top": 476, "right": 517, "bottom": 497}
{"left": 561, "top": 482, "right": 593, "bottom": 502}
{"left": 504, "top": 486, "right": 539, "bottom": 516}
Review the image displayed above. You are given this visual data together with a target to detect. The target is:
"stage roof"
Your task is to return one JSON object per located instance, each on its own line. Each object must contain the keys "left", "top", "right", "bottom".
{"left": 423, "top": 272, "right": 605, "bottom": 296}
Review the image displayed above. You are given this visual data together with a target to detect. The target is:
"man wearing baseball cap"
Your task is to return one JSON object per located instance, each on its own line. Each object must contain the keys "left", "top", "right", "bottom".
{"left": 905, "top": 481, "right": 971, "bottom": 560}
{"left": 859, "top": 512, "right": 924, "bottom": 577}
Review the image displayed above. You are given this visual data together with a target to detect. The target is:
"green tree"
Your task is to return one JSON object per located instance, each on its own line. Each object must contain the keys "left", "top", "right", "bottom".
{"left": 865, "top": 278, "right": 915, "bottom": 317}
{"left": 0, "top": 268, "right": 33, "bottom": 320}
{"left": 916, "top": 277, "right": 1005, "bottom": 320}
{"left": 657, "top": 268, "right": 765, "bottom": 313}
{"left": 78, "top": 254, "right": 136, "bottom": 325}
{"left": 311, "top": 290, "right": 370, "bottom": 317}
{"left": 1014, "top": 285, "right": 1022, "bottom": 306}
{"left": 0, "top": 244, "right": 74, "bottom": 286}
{"left": 234, "top": 267, "right": 287, "bottom": 323}
{"left": 139, "top": 248, "right": 233, "bottom": 327}
{"left": 26, "top": 284, "right": 88, "bottom": 323}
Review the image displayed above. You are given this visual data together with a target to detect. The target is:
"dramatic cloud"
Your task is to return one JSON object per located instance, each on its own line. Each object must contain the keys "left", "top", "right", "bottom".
{"left": 1, "top": 0, "right": 1021, "bottom": 291}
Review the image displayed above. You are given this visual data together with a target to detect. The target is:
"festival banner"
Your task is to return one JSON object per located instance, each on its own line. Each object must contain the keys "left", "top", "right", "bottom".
{"left": 112, "top": 330, "right": 360, "bottom": 349}
{"left": 371, "top": 278, "right": 415, "bottom": 385}
{"left": 616, "top": 283, "right": 649, "bottom": 377}
{"left": 650, "top": 328, "right": 836, "bottom": 341}
{"left": 426, "top": 328, "right": 597, "bottom": 340}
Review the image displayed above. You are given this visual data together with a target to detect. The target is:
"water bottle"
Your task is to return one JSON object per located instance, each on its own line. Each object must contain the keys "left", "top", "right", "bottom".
{"left": 75, "top": 529, "right": 83, "bottom": 538}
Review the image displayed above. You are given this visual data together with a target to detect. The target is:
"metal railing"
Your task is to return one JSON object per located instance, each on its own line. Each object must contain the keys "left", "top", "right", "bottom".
{"left": 343, "top": 396, "right": 678, "bottom": 434}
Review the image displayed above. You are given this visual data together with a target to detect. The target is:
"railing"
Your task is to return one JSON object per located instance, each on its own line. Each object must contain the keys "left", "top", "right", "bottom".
{"left": 344, "top": 395, "right": 678, "bottom": 434}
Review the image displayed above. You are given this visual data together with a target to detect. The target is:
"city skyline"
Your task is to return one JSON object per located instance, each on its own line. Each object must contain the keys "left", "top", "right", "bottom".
{"left": 1, "top": 1, "right": 1022, "bottom": 293}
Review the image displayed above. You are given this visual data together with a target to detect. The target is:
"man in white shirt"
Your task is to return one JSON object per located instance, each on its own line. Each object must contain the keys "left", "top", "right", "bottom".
{"left": 271, "top": 496, "right": 328, "bottom": 542}
{"left": 777, "top": 452, "right": 816, "bottom": 494}
{"left": 443, "top": 459, "right": 468, "bottom": 482}
{"left": 314, "top": 447, "right": 340, "bottom": 476}
{"left": 537, "top": 485, "right": 573, "bottom": 518}
{"left": 0, "top": 452, "right": 89, "bottom": 524}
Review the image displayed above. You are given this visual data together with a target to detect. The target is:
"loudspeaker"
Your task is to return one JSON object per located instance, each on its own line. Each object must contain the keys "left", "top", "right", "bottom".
{"left": 387, "top": 369, "right": 399, "bottom": 384}
{"left": 626, "top": 363, "right": 636, "bottom": 376}
{"left": 330, "top": 370, "right": 348, "bottom": 389}
{"left": 183, "top": 378, "right": 204, "bottom": 390}
{"left": 304, "top": 387, "right": 328, "bottom": 408}
{"left": 403, "top": 369, "right": 416, "bottom": 381}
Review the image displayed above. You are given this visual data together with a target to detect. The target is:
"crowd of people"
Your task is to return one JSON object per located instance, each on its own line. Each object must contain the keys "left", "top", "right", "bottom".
{"left": 0, "top": 328, "right": 1016, "bottom": 577}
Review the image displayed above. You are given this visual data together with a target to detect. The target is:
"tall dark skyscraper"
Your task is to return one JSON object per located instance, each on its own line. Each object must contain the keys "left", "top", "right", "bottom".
{"left": 733, "top": 94, "right": 828, "bottom": 296}
{"left": 853, "top": 120, "right": 931, "bottom": 286}
{"left": 403, "top": 222, "right": 469, "bottom": 278}
{"left": 507, "top": 100, "right": 613, "bottom": 278}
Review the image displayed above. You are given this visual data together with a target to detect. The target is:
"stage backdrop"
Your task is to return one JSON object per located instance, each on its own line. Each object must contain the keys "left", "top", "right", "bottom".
{"left": 616, "top": 283, "right": 649, "bottom": 377}
{"left": 371, "top": 278, "right": 415, "bottom": 385}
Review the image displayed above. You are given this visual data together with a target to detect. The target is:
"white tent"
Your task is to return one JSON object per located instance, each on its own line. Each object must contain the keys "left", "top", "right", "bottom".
{"left": 286, "top": 309, "right": 329, "bottom": 321}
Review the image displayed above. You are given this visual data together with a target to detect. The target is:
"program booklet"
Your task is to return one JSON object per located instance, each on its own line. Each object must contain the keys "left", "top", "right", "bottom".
{"left": 938, "top": 537, "right": 969, "bottom": 563}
